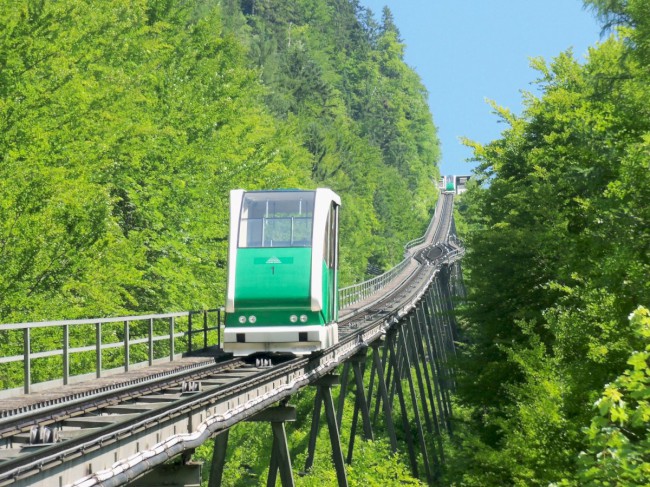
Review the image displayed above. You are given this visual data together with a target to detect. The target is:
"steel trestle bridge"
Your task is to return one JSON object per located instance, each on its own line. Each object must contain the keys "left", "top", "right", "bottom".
{"left": 0, "top": 193, "right": 464, "bottom": 487}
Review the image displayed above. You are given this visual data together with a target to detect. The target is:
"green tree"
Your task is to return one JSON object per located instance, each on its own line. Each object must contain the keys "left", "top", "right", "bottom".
{"left": 449, "top": 1, "right": 650, "bottom": 484}
{"left": 575, "top": 306, "right": 650, "bottom": 486}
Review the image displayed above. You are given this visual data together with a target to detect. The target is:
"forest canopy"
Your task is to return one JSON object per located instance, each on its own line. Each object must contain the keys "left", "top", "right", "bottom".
{"left": 0, "top": 0, "right": 440, "bottom": 323}
{"left": 450, "top": 0, "right": 650, "bottom": 484}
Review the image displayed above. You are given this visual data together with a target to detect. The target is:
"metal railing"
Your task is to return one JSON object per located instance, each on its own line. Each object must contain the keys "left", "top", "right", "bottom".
{"left": 448, "top": 233, "right": 464, "bottom": 248}
{"left": 444, "top": 245, "right": 465, "bottom": 263}
{"left": 339, "top": 256, "right": 412, "bottom": 309}
{"left": 404, "top": 204, "right": 439, "bottom": 251}
{"left": 338, "top": 200, "right": 445, "bottom": 309}
{"left": 0, "top": 309, "right": 223, "bottom": 395}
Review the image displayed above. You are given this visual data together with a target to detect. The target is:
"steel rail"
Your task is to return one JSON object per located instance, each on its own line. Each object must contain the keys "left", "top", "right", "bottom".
{"left": 0, "top": 359, "right": 244, "bottom": 440}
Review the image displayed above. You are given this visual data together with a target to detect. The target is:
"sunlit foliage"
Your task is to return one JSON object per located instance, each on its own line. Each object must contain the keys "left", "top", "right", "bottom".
{"left": 0, "top": 0, "right": 439, "bottom": 323}
{"left": 449, "top": 1, "right": 650, "bottom": 484}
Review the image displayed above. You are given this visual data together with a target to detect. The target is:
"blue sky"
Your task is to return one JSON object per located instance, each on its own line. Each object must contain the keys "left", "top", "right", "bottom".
{"left": 359, "top": 0, "right": 603, "bottom": 177}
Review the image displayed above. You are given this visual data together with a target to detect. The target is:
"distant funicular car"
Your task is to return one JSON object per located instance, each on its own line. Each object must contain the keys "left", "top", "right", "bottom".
{"left": 445, "top": 175, "right": 455, "bottom": 192}
{"left": 224, "top": 189, "right": 341, "bottom": 356}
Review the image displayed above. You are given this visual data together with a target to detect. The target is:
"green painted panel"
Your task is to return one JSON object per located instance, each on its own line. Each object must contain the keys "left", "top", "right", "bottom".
{"left": 321, "top": 261, "right": 330, "bottom": 323}
{"left": 228, "top": 249, "right": 339, "bottom": 328}
{"left": 320, "top": 260, "right": 338, "bottom": 323}
{"left": 235, "top": 247, "right": 311, "bottom": 308}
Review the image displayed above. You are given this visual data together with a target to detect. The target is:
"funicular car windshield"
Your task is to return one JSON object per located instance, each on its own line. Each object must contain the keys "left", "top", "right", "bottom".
{"left": 238, "top": 191, "right": 315, "bottom": 248}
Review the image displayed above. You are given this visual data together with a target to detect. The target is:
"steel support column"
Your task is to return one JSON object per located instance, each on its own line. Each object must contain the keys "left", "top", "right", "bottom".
{"left": 398, "top": 321, "right": 434, "bottom": 484}
{"left": 440, "top": 268, "right": 460, "bottom": 369}
{"left": 208, "top": 430, "right": 229, "bottom": 487}
{"left": 414, "top": 299, "right": 446, "bottom": 464}
{"left": 303, "top": 375, "right": 348, "bottom": 486}
{"left": 386, "top": 327, "right": 418, "bottom": 478}
{"left": 346, "top": 349, "right": 373, "bottom": 464}
{"left": 365, "top": 345, "right": 378, "bottom": 419}
{"left": 370, "top": 339, "right": 398, "bottom": 453}
{"left": 410, "top": 305, "right": 445, "bottom": 472}
{"left": 434, "top": 277, "right": 456, "bottom": 416}
{"left": 248, "top": 406, "right": 297, "bottom": 487}
{"left": 336, "top": 362, "right": 350, "bottom": 434}
{"left": 406, "top": 314, "right": 434, "bottom": 436}
{"left": 425, "top": 285, "right": 453, "bottom": 434}
{"left": 422, "top": 286, "right": 448, "bottom": 430}
{"left": 304, "top": 388, "right": 323, "bottom": 473}
{"left": 413, "top": 304, "right": 441, "bottom": 436}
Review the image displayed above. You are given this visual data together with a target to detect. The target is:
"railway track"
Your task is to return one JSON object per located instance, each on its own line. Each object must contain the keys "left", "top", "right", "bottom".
{"left": 0, "top": 359, "right": 244, "bottom": 439}
{"left": 0, "top": 193, "right": 459, "bottom": 486}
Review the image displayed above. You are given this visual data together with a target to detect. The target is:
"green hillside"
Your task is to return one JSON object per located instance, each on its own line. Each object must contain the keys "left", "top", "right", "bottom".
{"left": 0, "top": 0, "right": 440, "bottom": 323}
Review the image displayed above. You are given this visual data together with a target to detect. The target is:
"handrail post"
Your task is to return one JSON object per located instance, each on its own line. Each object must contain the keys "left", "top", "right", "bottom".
{"left": 218, "top": 308, "right": 222, "bottom": 349}
{"left": 23, "top": 328, "right": 31, "bottom": 394}
{"left": 188, "top": 313, "right": 193, "bottom": 354}
{"left": 96, "top": 323, "right": 102, "bottom": 378}
{"left": 203, "top": 311, "right": 208, "bottom": 350}
{"left": 63, "top": 325, "right": 69, "bottom": 385}
{"left": 148, "top": 318, "right": 154, "bottom": 366}
{"left": 169, "top": 317, "right": 175, "bottom": 361}
{"left": 124, "top": 320, "right": 130, "bottom": 372}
